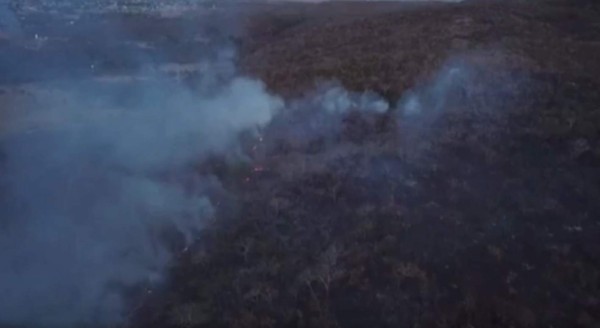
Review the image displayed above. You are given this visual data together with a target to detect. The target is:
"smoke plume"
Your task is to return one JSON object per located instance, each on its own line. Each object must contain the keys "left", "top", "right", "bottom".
{"left": 0, "top": 58, "right": 282, "bottom": 326}
{"left": 0, "top": 3, "right": 520, "bottom": 327}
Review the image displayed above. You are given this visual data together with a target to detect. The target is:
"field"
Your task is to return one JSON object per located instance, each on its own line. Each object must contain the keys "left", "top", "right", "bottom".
{"left": 1, "top": 0, "right": 600, "bottom": 327}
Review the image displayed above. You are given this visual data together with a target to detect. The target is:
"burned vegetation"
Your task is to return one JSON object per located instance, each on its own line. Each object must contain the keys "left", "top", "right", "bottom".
{"left": 135, "top": 69, "right": 600, "bottom": 328}
{"left": 132, "top": 2, "right": 600, "bottom": 327}
{"left": 1, "top": 0, "right": 600, "bottom": 327}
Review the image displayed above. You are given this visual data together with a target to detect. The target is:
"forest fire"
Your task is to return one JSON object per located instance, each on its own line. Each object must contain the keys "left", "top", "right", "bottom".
{"left": 1, "top": 1, "right": 600, "bottom": 328}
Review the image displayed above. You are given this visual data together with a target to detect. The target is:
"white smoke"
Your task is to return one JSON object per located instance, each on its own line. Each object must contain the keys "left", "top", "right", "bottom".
{"left": 262, "top": 83, "right": 390, "bottom": 152}
{"left": 398, "top": 61, "right": 474, "bottom": 118}
{"left": 397, "top": 57, "right": 527, "bottom": 122}
{"left": 317, "top": 85, "right": 389, "bottom": 115}
{"left": 0, "top": 3, "right": 521, "bottom": 324}
{"left": 0, "top": 68, "right": 282, "bottom": 326}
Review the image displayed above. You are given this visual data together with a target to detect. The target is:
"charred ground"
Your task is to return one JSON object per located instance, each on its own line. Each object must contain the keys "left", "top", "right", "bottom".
{"left": 2, "top": 0, "right": 600, "bottom": 327}
{"left": 137, "top": 1, "right": 600, "bottom": 327}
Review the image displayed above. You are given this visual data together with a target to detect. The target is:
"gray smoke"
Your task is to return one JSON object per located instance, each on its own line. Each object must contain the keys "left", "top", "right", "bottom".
{"left": 0, "top": 4, "right": 516, "bottom": 326}
{"left": 398, "top": 60, "right": 476, "bottom": 119}
{"left": 265, "top": 83, "right": 390, "bottom": 151}
{"left": 0, "top": 1, "right": 20, "bottom": 35}
{"left": 0, "top": 66, "right": 282, "bottom": 326}
{"left": 397, "top": 57, "right": 527, "bottom": 123}
{"left": 314, "top": 84, "right": 389, "bottom": 115}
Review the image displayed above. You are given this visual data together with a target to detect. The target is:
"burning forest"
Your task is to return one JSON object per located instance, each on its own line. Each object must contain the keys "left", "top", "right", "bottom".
{"left": 0, "top": 0, "right": 600, "bottom": 327}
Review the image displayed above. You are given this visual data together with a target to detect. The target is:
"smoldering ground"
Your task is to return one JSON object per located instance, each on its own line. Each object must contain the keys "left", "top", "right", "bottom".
{"left": 4, "top": 2, "right": 597, "bottom": 328}
{"left": 0, "top": 13, "right": 524, "bottom": 326}
{"left": 0, "top": 5, "right": 283, "bottom": 326}
{"left": 0, "top": 76, "right": 283, "bottom": 327}
{"left": 0, "top": 51, "right": 478, "bottom": 328}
